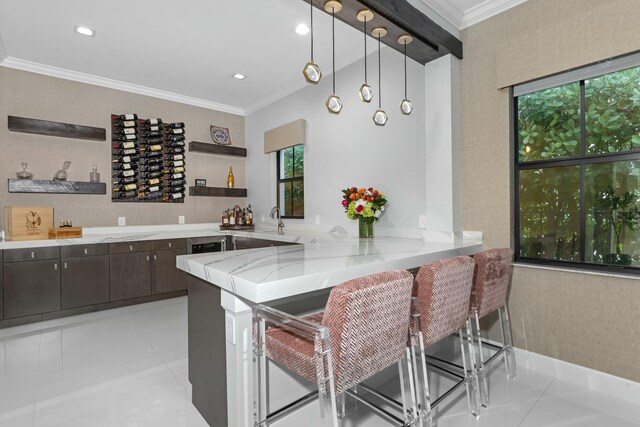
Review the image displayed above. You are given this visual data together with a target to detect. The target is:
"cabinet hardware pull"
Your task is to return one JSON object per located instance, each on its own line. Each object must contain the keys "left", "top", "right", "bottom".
{"left": 31, "top": 251, "right": 35, "bottom": 259}
{"left": 54, "top": 263, "right": 58, "bottom": 270}
{"left": 84, "top": 248, "right": 88, "bottom": 255}
{"left": 153, "top": 254, "right": 157, "bottom": 261}
{"left": 129, "top": 245, "right": 133, "bottom": 251}
{"left": 146, "top": 255, "right": 150, "bottom": 261}
{"left": 64, "top": 262, "right": 68, "bottom": 269}
{"left": 168, "top": 243, "right": 172, "bottom": 248}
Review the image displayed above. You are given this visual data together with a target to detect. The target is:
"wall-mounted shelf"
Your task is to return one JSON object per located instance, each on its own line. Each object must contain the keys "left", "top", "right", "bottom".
{"left": 8, "top": 116, "right": 106, "bottom": 141}
{"left": 8, "top": 179, "right": 107, "bottom": 194}
{"left": 189, "top": 186, "right": 247, "bottom": 197}
{"left": 189, "top": 141, "right": 247, "bottom": 157}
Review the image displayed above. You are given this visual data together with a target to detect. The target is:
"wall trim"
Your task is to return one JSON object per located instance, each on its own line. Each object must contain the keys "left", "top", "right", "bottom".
{"left": 512, "top": 262, "right": 640, "bottom": 281}
{"left": 0, "top": 57, "right": 246, "bottom": 116}
{"left": 514, "top": 347, "right": 640, "bottom": 406}
{"left": 421, "top": 0, "right": 528, "bottom": 30}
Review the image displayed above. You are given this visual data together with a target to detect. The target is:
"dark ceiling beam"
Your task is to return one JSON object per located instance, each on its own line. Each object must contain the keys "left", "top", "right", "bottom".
{"left": 308, "top": 0, "right": 463, "bottom": 65}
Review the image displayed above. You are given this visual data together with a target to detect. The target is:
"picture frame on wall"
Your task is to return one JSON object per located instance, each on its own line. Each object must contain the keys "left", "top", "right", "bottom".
{"left": 210, "top": 125, "right": 231, "bottom": 145}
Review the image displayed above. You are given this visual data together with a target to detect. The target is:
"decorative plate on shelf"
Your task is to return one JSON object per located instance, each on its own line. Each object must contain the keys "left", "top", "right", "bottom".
{"left": 210, "top": 125, "right": 231, "bottom": 145}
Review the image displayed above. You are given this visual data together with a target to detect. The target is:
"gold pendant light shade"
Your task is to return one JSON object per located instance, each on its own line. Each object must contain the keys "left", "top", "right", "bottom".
{"left": 357, "top": 9, "right": 374, "bottom": 103}
{"left": 303, "top": 62, "right": 322, "bottom": 84}
{"left": 326, "top": 94, "right": 343, "bottom": 114}
{"left": 371, "top": 27, "right": 387, "bottom": 126}
{"left": 325, "top": 0, "right": 343, "bottom": 114}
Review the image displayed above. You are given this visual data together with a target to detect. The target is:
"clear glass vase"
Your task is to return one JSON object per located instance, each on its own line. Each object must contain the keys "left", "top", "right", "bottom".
{"left": 358, "top": 218, "right": 374, "bottom": 239}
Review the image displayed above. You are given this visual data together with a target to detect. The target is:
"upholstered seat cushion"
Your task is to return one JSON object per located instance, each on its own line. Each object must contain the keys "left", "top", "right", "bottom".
{"left": 470, "top": 248, "right": 513, "bottom": 319}
{"left": 265, "top": 312, "right": 324, "bottom": 385}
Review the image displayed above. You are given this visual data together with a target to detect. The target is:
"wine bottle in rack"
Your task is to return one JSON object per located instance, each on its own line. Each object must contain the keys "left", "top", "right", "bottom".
{"left": 112, "top": 163, "right": 137, "bottom": 171}
{"left": 145, "top": 177, "right": 161, "bottom": 186}
{"left": 168, "top": 154, "right": 184, "bottom": 161}
{"left": 115, "top": 169, "right": 136, "bottom": 178}
{"left": 168, "top": 179, "right": 186, "bottom": 187}
{"left": 114, "top": 155, "right": 140, "bottom": 163}
{"left": 141, "top": 191, "right": 163, "bottom": 200}
{"left": 114, "top": 190, "right": 137, "bottom": 199}
{"left": 119, "top": 113, "right": 138, "bottom": 121}
{"left": 115, "top": 148, "right": 138, "bottom": 156}
{"left": 141, "top": 164, "right": 162, "bottom": 172}
{"left": 167, "top": 135, "right": 185, "bottom": 142}
{"left": 167, "top": 148, "right": 185, "bottom": 154}
{"left": 144, "top": 171, "right": 164, "bottom": 179}
{"left": 113, "top": 183, "right": 138, "bottom": 192}
{"left": 143, "top": 136, "right": 163, "bottom": 144}
{"left": 169, "top": 172, "right": 184, "bottom": 180}
{"left": 140, "top": 151, "right": 163, "bottom": 158}
{"left": 113, "top": 177, "right": 137, "bottom": 185}
{"left": 146, "top": 118, "right": 163, "bottom": 125}
{"left": 166, "top": 127, "right": 184, "bottom": 135}
{"left": 113, "top": 134, "right": 137, "bottom": 141}
{"left": 113, "top": 127, "right": 137, "bottom": 135}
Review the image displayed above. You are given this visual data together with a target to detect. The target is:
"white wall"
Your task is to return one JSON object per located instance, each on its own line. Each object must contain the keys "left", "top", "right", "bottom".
{"left": 246, "top": 47, "right": 426, "bottom": 232}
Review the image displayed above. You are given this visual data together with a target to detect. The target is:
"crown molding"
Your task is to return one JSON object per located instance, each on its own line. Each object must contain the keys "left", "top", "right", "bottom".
{"left": 0, "top": 57, "right": 246, "bottom": 116}
{"left": 460, "top": 0, "right": 527, "bottom": 29}
{"left": 420, "top": 0, "right": 527, "bottom": 30}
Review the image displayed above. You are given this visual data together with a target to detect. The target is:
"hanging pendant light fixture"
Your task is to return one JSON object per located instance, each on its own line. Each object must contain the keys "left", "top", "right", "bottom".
{"left": 398, "top": 34, "right": 414, "bottom": 115}
{"left": 356, "top": 9, "right": 374, "bottom": 103}
{"left": 371, "top": 27, "right": 388, "bottom": 126}
{"left": 325, "top": 0, "right": 343, "bottom": 114}
{"left": 302, "top": 0, "right": 322, "bottom": 84}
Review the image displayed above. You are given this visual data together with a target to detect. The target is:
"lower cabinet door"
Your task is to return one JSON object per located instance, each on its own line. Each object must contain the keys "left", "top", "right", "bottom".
{"left": 61, "top": 255, "right": 110, "bottom": 309}
{"left": 4, "top": 260, "right": 61, "bottom": 318}
{"left": 109, "top": 252, "right": 151, "bottom": 301}
{"left": 151, "top": 248, "right": 187, "bottom": 294}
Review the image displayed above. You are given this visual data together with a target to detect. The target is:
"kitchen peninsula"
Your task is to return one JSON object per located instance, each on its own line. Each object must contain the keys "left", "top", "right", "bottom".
{"left": 176, "top": 230, "right": 482, "bottom": 427}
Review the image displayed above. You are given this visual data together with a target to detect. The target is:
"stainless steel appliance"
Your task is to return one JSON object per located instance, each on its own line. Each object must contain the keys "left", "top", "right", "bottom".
{"left": 187, "top": 236, "right": 229, "bottom": 254}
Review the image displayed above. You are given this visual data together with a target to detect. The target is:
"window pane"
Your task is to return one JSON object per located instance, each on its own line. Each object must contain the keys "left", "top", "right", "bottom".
{"left": 292, "top": 180, "right": 304, "bottom": 217}
{"left": 279, "top": 147, "right": 293, "bottom": 179}
{"left": 278, "top": 181, "right": 292, "bottom": 216}
{"left": 585, "top": 67, "right": 640, "bottom": 155}
{"left": 519, "top": 166, "right": 581, "bottom": 260}
{"left": 517, "top": 82, "right": 580, "bottom": 162}
{"left": 293, "top": 144, "right": 304, "bottom": 178}
{"left": 586, "top": 160, "right": 640, "bottom": 266}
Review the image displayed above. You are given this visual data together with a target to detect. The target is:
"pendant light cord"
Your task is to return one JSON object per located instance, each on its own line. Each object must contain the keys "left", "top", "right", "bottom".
{"left": 404, "top": 41, "right": 407, "bottom": 98}
{"left": 378, "top": 34, "right": 382, "bottom": 109}
{"left": 332, "top": 7, "right": 336, "bottom": 94}
{"left": 363, "top": 19, "right": 367, "bottom": 83}
{"left": 310, "top": 0, "right": 314, "bottom": 61}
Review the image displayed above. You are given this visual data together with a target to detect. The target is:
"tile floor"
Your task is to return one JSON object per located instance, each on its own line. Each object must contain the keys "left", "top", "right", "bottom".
{"left": 0, "top": 297, "right": 637, "bottom": 427}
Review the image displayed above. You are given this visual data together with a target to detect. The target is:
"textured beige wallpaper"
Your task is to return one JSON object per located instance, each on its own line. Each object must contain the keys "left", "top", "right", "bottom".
{"left": 0, "top": 67, "right": 246, "bottom": 229}
{"left": 461, "top": 0, "right": 640, "bottom": 381}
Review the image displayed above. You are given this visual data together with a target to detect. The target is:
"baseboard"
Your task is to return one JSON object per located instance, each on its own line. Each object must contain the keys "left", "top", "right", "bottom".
{"left": 514, "top": 347, "right": 640, "bottom": 406}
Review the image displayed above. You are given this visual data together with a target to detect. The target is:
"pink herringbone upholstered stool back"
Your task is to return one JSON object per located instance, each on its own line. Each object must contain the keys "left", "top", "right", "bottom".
{"left": 471, "top": 248, "right": 513, "bottom": 319}
{"left": 265, "top": 270, "right": 414, "bottom": 396}
{"left": 413, "top": 256, "right": 476, "bottom": 347}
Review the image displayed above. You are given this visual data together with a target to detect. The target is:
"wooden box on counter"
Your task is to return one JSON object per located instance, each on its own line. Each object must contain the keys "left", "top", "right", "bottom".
{"left": 48, "top": 227, "right": 82, "bottom": 239}
{"left": 4, "top": 206, "right": 54, "bottom": 241}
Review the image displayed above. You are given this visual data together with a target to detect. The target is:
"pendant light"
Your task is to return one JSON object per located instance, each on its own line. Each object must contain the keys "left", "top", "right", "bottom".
{"left": 398, "top": 34, "right": 414, "bottom": 115}
{"left": 371, "top": 27, "right": 388, "bottom": 126}
{"left": 356, "top": 9, "right": 374, "bottom": 103}
{"left": 325, "top": 0, "right": 343, "bottom": 114}
{"left": 302, "top": 0, "right": 322, "bottom": 84}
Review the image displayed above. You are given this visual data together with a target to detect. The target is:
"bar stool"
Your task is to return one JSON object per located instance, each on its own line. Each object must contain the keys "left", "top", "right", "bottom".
{"left": 411, "top": 256, "right": 480, "bottom": 426}
{"left": 253, "top": 270, "right": 416, "bottom": 427}
{"left": 468, "top": 248, "right": 516, "bottom": 407}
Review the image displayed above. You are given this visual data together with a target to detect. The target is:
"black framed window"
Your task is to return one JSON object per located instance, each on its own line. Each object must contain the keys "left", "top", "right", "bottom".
{"left": 277, "top": 144, "right": 304, "bottom": 218}
{"left": 514, "top": 62, "right": 640, "bottom": 274}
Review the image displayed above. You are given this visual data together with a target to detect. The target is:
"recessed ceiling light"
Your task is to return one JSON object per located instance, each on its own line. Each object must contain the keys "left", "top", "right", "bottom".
{"left": 74, "top": 25, "right": 95, "bottom": 37}
{"left": 232, "top": 73, "right": 246, "bottom": 80}
{"left": 295, "top": 23, "right": 310, "bottom": 35}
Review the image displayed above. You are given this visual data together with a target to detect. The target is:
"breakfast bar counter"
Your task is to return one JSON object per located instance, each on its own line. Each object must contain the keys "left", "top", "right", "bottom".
{"left": 177, "top": 232, "right": 482, "bottom": 427}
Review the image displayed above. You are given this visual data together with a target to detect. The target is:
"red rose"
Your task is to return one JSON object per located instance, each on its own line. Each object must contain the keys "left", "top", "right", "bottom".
{"left": 373, "top": 190, "right": 379, "bottom": 196}
{"left": 355, "top": 205, "right": 363, "bottom": 213}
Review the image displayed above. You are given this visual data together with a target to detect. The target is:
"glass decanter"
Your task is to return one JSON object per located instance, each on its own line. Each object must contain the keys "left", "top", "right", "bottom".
{"left": 16, "top": 162, "right": 34, "bottom": 179}
{"left": 54, "top": 161, "right": 71, "bottom": 181}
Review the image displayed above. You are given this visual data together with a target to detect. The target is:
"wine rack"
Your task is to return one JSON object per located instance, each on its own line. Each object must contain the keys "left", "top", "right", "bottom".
{"left": 111, "top": 114, "right": 186, "bottom": 203}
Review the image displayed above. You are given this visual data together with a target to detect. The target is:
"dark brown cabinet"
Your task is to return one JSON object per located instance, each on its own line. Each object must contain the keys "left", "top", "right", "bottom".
{"left": 150, "top": 238, "right": 187, "bottom": 294}
{"left": 0, "top": 253, "right": 3, "bottom": 320}
{"left": 3, "top": 258, "right": 61, "bottom": 319}
{"left": 110, "top": 251, "right": 151, "bottom": 301}
{"left": 61, "top": 244, "right": 110, "bottom": 309}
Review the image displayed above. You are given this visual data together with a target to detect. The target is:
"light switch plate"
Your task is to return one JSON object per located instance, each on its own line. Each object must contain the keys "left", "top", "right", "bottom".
{"left": 118, "top": 217, "right": 126, "bottom": 226}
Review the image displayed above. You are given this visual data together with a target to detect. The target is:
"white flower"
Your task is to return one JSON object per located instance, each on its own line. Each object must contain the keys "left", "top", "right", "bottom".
{"left": 374, "top": 210, "right": 381, "bottom": 218}
{"left": 355, "top": 199, "right": 367, "bottom": 209}
{"left": 380, "top": 205, "right": 385, "bottom": 212}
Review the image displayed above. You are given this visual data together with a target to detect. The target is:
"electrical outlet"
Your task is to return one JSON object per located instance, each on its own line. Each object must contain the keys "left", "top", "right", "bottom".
{"left": 418, "top": 215, "right": 427, "bottom": 229}
{"left": 315, "top": 214, "right": 321, "bottom": 225}
{"left": 118, "top": 216, "right": 126, "bottom": 227}
{"left": 178, "top": 215, "right": 185, "bottom": 224}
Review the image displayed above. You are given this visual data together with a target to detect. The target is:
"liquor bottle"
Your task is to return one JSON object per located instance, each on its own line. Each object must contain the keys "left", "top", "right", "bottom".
{"left": 119, "top": 113, "right": 138, "bottom": 121}
{"left": 247, "top": 204, "right": 253, "bottom": 225}
{"left": 227, "top": 166, "right": 234, "bottom": 188}
{"left": 146, "top": 118, "right": 163, "bottom": 125}
{"left": 229, "top": 211, "right": 236, "bottom": 225}
{"left": 168, "top": 122, "right": 185, "bottom": 129}
{"left": 222, "top": 210, "right": 229, "bottom": 226}
{"left": 113, "top": 134, "right": 137, "bottom": 141}
{"left": 167, "top": 135, "right": 186, "bottom": 142}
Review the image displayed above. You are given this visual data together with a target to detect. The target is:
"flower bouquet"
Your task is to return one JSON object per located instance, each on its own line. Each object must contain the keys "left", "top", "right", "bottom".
{"left": 341, "top": 187, "right": 387, "bottom": 238}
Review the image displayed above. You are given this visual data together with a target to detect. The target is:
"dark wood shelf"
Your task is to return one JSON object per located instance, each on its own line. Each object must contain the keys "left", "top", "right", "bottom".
{"left": 189, "top": 186, "right": 247, "bottom": 197}
{"left": 8, "top": 116, "right": 106, "bottom": 141}
{"left": 189, "top": 141, "right": 247, "bottom": 157}
{"left": 8, "top": 179, "right": 107, "bottom": 194}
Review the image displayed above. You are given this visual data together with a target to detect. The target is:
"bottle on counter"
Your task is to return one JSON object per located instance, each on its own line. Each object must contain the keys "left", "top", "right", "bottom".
{"left": 227, "top": 166, "right": 234, "bottom": 189}
{"left": 222, "top": 210, "right": 229, "bottom": 226}
{"left": 229, "top": 210, "right": 236, "bottom": 226}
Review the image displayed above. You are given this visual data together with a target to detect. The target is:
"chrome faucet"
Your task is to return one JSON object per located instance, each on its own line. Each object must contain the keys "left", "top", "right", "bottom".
{"left": 270, "top": 206, "right": 284, "bottom": 235}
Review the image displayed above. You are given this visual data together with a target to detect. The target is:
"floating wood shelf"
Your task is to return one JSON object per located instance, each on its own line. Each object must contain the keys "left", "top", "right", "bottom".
{"left": 189, "top": 141, "right": 247, "bottom": 157}
{"left": 8, "top": 179, "right": 107, "bottom": 194}
{"left": 8, "top": 116, "right": 106, "bottom": 141}
{"left": 189, "top": 186, "right": 247, "bottom": 197}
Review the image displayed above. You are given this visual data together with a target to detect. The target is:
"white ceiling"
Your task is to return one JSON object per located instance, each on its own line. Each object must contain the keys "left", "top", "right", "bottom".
{"left": 0, "top": 0, "right": 525, "bottom": 115}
